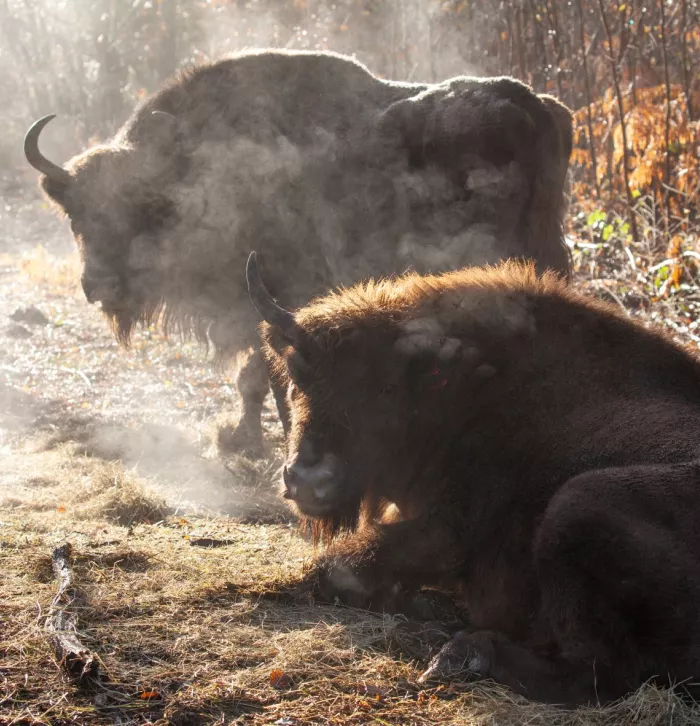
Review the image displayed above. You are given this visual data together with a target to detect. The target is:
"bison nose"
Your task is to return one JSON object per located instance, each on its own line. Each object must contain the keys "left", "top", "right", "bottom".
{"left": 81, "top": 275, "right": 100, "bottom": 304}
{"left": 81, "top": 273, "right": 121, "bottom": 305}
{"left": 282, "top": 465, "right": 301, "bottom": 500}
{"left": 282, "top": 456, "right": 341, "bottom": 504}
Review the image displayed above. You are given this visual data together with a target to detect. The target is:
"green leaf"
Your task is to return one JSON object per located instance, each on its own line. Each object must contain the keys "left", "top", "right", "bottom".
{"left": 602, "top": 224, "right": 614, "bottom": 241}
{"left": 586, "top": 210, "right": 607, "bottom": 227}
{"left": 654, "top": 266, "right": 670, "bottom": 289}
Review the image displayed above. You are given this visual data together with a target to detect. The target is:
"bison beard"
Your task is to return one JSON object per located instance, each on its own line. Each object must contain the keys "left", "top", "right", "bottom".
{"left": 25, "top": 49, "right": 573, "bottom": 457}
{"left": 250, "top": 252, "right": 700, "bottom": 706}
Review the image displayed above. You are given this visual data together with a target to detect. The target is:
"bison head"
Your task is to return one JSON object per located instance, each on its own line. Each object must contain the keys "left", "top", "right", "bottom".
{"left": 24, "top": 113, "right": 182, "bottom": 343}
{"left": 247, "top": 251, "right": 511, "bottom": 540}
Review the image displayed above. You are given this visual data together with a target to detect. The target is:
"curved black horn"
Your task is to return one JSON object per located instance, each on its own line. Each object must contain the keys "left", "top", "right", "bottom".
{"left": 246, "top": 251, "right": 298, "bottom": 337}
{"left": 24, "top": 115, "right": 72, "bottom": 185}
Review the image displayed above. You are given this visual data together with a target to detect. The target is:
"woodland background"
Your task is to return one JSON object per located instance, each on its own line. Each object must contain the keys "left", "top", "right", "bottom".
{"left": 1, "top": 3, "right": 700, "bottom": 723}
{"left": 1, "top": 0, "right": 699, "bottom": 319}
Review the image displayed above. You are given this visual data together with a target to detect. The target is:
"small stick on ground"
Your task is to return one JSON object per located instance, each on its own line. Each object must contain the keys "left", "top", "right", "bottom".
{"left": 46, "top": 543, "right": 100, "bottom": 682}
{"left": 188, "top": 537, "right": 239, "bottom": 548}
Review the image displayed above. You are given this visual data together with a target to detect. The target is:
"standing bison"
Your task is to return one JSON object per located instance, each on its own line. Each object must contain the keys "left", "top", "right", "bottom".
{"left": 25, "top": 49, "right": 573, "bottom": 455}
{"left": 248, "top": 251, "right": 700, "bottom": 706}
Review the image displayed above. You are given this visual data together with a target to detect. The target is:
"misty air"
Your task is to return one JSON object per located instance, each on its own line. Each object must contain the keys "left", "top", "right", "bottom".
{"left": 1, "top": 1, "right": 699, "bottom": 723}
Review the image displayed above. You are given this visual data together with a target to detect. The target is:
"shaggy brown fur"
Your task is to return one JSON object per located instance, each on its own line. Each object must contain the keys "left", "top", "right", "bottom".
{"left": 258, "top": 259, "right": 700, "bottom": 707}
{"left": 27, "top": 48, "right": 573, "bottom": 455}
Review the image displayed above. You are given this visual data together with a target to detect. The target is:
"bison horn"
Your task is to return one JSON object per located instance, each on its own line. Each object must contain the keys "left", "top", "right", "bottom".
{"left": 24, "top": 115, "right": 72, "bottom": 185}
{"left": 246, "top": 251, "right": 299, "bottom": 338}
{"left": 151, "top": 110, "right": 177, "bottom": 122}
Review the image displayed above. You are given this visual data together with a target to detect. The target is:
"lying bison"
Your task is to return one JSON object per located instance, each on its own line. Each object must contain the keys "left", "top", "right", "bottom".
{"left": 248, "top": 251, "right": 700, "bottom": 706}
{"left": 25, "top": 49, "right": 572, "bottom": 455}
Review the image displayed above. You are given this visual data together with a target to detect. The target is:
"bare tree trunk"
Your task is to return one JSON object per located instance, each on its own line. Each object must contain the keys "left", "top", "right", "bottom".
{"left": 598, "top": 0, "right": 639, "bottom": 241}
{"left": 681, "top": 0, "right": 695, "bottom": 120}
{"left": 515, "top": 5, "right": 528, "bottom": 85}
{"left": 564, "top": 1, "right": 577, "bottom": 110}
{"left": 544, "top": 0, "right": 564, "bottom": 100}
{"left": 659, "top": 0, "right": 673, "bottom": 229}
{"left": 527, "top": 0, "right": 547, "bottom": 92}
{"left": 506, "top": 2, "right": 515, "bottom": 76}
{"left": 628, "top": 1, "right": 644, "bottom": 107}
{"left": 427, "top": 5, "right": 437, "bottom": 83}
{"left": 576, "top": 0, "right": 601, "bottom": 199}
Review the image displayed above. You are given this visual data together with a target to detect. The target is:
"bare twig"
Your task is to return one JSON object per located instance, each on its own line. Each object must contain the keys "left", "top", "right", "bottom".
{"left": 543, "top": 0, "right": 564, "bottom": 100}
{"left": 680, "top": 0, "right": 695, "bottom": 121}
{"left": 659, "top": 0, "right": 673, "bottom": 230}
{"left": 57, "top": 366, "right": 93, "bottom": 388}
{"left": 597, "top": 0, "right": 639, "bottom": 241}
{"left": 514, "top": 4, "right": 527, "bottom": 82}
{"left": 589, "top": 279, "right": 631, "bottom": 317}
{"left": 188, "top": 537, "right": 238, "bottom": 548}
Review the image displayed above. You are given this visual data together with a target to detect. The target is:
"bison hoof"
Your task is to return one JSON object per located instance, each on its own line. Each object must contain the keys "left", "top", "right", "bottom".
{"left": 217, "top": 424, "right": 264, "bottom": 458}
{"left": 418, "top": 630, "right": 494, "bottom": 684}
{"left": 315, "top": 563, "right": 456, "bottom": 619}
{"left": 316, "top": 562, "right": 376, "bottom": 609}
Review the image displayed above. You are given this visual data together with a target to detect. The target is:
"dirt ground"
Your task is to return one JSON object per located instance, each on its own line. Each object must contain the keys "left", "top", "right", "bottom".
{"left": 2, "top": 197, "right": 700, "bottom": 724}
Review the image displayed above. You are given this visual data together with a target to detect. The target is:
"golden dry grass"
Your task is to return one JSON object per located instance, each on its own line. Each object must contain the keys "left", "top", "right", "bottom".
{"left": 1, "top": 424, "right": 699, "bottom": 725}
{"left": 15, "top": 244, "right": 82, "bottom": 292}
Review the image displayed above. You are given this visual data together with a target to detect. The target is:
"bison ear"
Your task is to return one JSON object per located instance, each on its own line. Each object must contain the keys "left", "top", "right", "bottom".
{"left": 130, "top": 109, "right": 182, "bottom": 155}
{"left": 286, "top": 348, "right": 313, "bottom": 381}
{"left": 262, "top": 326, "right": 313, "bottom": 383}
{"left": 40, "top": 175, "right": 72, "bottom": 211}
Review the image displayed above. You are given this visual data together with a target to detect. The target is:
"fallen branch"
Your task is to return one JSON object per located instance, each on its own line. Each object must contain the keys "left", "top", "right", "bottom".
{"left": 46, "top": 543, "right": 100, "bottom": 682}
{"left": 188, "top": 537, "right": 238, "bottom": 548}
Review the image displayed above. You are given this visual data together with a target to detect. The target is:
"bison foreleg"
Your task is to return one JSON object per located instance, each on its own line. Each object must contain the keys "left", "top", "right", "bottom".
{"left": 420, "top": 629, "right": 595, "bottom": 706}
{"left": 314, "top": 511, "right": 465, "bottom": 617}
{"left": 218, "top": 347, "right": 270, "bottom": 457}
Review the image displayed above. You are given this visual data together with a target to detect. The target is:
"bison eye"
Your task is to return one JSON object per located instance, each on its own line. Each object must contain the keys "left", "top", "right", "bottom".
{"left": 380, "top": 383, "right": 399, "bottom": 396}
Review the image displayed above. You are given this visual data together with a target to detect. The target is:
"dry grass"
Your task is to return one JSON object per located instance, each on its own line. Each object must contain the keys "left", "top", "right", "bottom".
{"left": 16, "top": 244, "right": 82, "bottom": 292}
{"left": 3, "top": 225, "right": 700, "bottom": 724}
{"left": 1, "top": 451, "right": 170, "bottom": 527}
{"left": 569, "top": 211, "right": 700, "bottom": 350}
{"left": 2, "top": 381, "right": 699, "bottom": 725}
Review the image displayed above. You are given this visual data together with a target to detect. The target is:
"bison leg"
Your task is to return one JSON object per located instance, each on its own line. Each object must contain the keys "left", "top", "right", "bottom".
{"left": 423, "top": 462, "right": 700, "bottom": 705}
{"left": 218, "top": 348, "right": 270, "bottom": 457}
{"left": 315, "top": 511, "right": 466, "bottom": 617}
{"left": 269, "top": 374, "right": 290, "bottom": 439}
{"left": 419, "top": 629, "right": 593, "bottom": 706}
